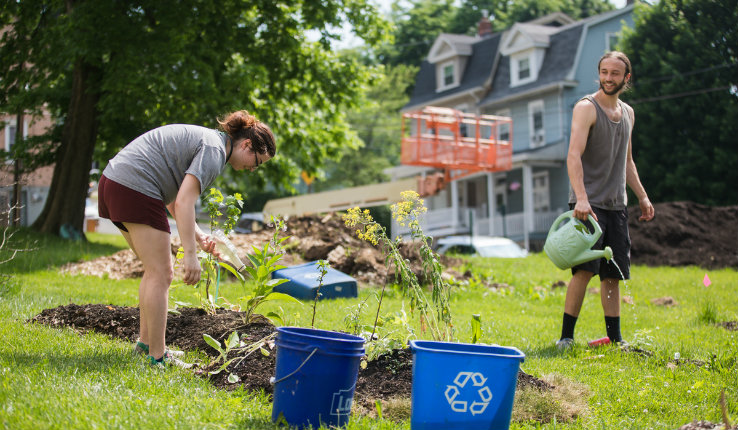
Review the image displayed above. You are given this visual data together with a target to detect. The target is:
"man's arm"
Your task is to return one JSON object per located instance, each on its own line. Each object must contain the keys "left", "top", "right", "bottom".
{"left": 624, "top": 105, "right": 655, "bottom": 221}
{"left": 567, "top": 100, "right": 597, "bottom": 221}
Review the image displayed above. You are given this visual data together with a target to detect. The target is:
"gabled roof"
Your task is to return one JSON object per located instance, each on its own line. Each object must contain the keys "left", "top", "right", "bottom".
{"left": 479, "top": 24, "right": 584, "bottom": 106}
{"left": 499, "top": 23, "right": 560, "bottom": 55}
{"left": 427, "top": 33, "right": 478, "bottom": 63}
{"left": 405, "top": 33, "right": 501, "bottom": 110}
{"left": 404, "top": 5, "right": 634, "bottom": 111}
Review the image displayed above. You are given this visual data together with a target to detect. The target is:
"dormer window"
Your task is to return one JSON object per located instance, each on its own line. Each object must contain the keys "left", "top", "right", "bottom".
{"left": 510, "top": 51, "right": 537, "bottom": 87}
{"left": 518, "top": 58, "right": 531, "bottom": 80}
{"left": 428, "top": 34, "right": 476, "bottom": 93}
{"left": 436, "top": 60, "right": 458, "bottom": 91}
{"left": 443, "top": 63, "right": 454, "bottom": 86}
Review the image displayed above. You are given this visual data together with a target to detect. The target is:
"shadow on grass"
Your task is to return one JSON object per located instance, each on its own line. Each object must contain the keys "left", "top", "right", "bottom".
{"left": 1, "top": 227, "right": 124, "bottom": 274}
{"left": 1, "top": 349, "right": 136, "bottom": 373}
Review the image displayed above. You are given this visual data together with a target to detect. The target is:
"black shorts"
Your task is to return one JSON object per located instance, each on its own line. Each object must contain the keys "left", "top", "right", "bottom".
{"left": 569, "top": 204, "right": 630, "bottom": 280}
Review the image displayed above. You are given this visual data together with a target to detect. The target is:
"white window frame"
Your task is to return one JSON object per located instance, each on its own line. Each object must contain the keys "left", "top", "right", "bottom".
{"left": 528, "top": 100, "right": 545, "bottom": 148}
{"left": 3, "top": 118, "right": 28, "bottom": 162}
{"left": 606, "top": 32, "right": 619, "bottom": 51}
{"left": 532, "top": 171, "right": 550, "bottom": 213}
{"left": 495, "top": 108, "right": 511, "bottom": 142}
{"left": 510, "top": 52, "right": 536, "bottom": 87}
{"left": 437, "top": 60, "right": 457, "bottom": 92}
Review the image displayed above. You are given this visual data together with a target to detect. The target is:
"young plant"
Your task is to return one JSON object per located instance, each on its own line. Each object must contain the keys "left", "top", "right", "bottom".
{"left": 311, "top": 260, "right": 329, "bottom": 328}
{"left": 203, "top": 330, "right": 277, "bottom": 384}
{"left": 233, "top": 215, "right": 301, "bottom": 323}
{"left": 177, "top": 188, "right": 243, "bottom": 313}
{"left": 343, "top": 191, "right": 453, "bottom": 341}
{"left": 203, "top": 331, "right": 241, "bottom": 378}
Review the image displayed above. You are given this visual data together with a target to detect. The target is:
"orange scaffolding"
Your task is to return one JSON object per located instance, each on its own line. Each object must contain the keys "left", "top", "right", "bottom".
{"left": 401, "top": 106, "right": 513, "bottom": 183}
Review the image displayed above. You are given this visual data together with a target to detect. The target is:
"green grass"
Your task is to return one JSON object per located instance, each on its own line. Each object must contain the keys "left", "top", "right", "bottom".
{"left": 1, "top": 229, "right": 737, "bottom": 429}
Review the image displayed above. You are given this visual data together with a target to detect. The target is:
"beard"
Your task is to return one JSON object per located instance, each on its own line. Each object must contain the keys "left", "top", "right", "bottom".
{"left": 600, "top": 78, "right": 626, "bottom": 95}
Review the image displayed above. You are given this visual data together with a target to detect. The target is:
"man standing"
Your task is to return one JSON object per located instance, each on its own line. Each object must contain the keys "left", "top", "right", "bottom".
{"left": 557, "top": 51, "right": 655, "bottom": 349}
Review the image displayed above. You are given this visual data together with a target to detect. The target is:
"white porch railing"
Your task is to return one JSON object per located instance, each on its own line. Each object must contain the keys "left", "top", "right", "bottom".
{"left": 392, "top": 207, "right": 560, "bottom": 239}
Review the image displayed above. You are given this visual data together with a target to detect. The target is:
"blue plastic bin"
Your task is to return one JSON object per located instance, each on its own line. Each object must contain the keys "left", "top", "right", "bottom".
{"left": 409, "top": 340, "right": 525, "bottom": 430}
{"left": 272, "top": 261, "right": 358, "bottom": 300}
{"left": 271, "top": 327, "right": 365, "bottom": 428}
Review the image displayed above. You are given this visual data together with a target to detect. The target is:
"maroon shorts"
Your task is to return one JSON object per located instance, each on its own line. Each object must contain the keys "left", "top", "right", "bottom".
{"left": 98, "top": 175, "right": 171, "bottom": 234}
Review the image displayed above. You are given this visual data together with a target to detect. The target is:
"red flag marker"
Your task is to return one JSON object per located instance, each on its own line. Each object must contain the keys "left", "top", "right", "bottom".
{"left": 703, "top": 273, "right": 711, "bottom": 287}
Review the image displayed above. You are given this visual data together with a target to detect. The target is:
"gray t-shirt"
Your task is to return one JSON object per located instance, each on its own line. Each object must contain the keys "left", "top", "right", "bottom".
{"left": 103, "top": 124, "right": 227, "bottom": 204}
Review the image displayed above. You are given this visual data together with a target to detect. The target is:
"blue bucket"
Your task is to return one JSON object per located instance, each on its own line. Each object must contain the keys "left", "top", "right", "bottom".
{"left": 271, "top": 327, "right": 365, "bottom": 428}
{"left": 409, "top": 340, "right": 525, "bottom": 430}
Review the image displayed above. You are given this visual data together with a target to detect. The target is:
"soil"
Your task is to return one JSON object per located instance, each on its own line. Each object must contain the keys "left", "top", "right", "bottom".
{"left": 677, "top": 421, "right": 728, "bottom": 430}
{"left": 628, "top": 201, "right": 738, "bottom": 270}
{"left": 29, "top": 303, "right": 552, "bottom": 411}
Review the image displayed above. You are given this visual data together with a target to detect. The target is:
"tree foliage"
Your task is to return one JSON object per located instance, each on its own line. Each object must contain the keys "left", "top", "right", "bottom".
{"left": 314, "top": 63, "right": 416, "bottom": 192}
{"left": 0, "top": 0, "right": 389, "bottom": 234}
{"left": 620, "top": 0, "right": 738, "bottom": 206}
{"left": 378, "top": 0, "right": 614, "bottom": 68}
{"left": 449, "top": 0, "right": 613, "bottom": 35}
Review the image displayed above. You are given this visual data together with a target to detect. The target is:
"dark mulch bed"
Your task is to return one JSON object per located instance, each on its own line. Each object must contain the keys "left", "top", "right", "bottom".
{"left": 30, "top": 303, "right": 552, "bottom": 405}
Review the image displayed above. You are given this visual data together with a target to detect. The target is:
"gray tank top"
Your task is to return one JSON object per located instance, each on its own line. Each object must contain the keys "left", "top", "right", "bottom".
{"left": 569, "top": 95, "right": 631, "bottom": 210}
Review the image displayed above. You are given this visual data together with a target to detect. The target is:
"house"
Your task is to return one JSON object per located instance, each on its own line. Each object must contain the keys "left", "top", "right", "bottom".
{"left": 391, "top": 5, "right": 635, "bottom": 249}
{"left": 0, "top": 111, "right": 55, "bottom": 226}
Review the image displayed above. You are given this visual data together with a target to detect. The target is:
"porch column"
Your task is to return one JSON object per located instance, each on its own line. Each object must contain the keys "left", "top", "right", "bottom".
{"left": 522, "top": 164, "right": 533, "bottom": 250}
{"left": 487, "top": 172, "right": 495, "bottom": 235}
{"left": 451, "top": 176, "right": 459, "bottom": 231}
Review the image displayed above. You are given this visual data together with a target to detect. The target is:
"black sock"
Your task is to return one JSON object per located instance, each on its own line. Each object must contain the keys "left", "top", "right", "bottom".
{"left": 605, "top": 316, "right": 622, "bottom": 343}
{"left": 561, "top": 313, "right": 578, "bottom": 340}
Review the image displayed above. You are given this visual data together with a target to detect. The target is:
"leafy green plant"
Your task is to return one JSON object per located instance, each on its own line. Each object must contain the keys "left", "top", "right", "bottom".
{"left": 343, "top": 295, "right": 372, "bottom": 335}
{"left": 311, "top": 260, "right": 329, "bottom": 328}
{"left": 203, "top": 330, "right": 276, "bottom": 384}
{"left": 230, "top": 215, "right": 301, "bottom": 323}
{"left": 343, "top": 191, "right": 453, "bottom": 341}
{"left": 203, "top": 331, "right": 241, "bottom": 379}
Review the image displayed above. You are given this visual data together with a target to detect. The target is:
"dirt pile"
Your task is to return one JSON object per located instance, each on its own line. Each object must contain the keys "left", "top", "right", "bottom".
{"left": 63, "top": 212, "right": 460, "bottom": 284}
{"left": 61, "top": 201, "right": 736, "bottom": 281}
{"left": 629, "top": 201, "right": 738, "bottom": 269}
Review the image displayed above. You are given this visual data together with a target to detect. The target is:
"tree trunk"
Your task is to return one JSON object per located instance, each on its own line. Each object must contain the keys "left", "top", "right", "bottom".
{"left": 32, "top": 58, "right": 101, "bottom": 237}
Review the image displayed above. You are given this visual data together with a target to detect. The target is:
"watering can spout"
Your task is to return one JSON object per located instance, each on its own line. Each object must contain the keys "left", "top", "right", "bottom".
{"left": 575, "top": 246, "right": 613, "bottom": 267}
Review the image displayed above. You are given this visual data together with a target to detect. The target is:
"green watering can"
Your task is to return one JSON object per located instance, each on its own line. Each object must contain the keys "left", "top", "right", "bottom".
{"left": 544, "top": 210, "right": 613, "bottom": 270}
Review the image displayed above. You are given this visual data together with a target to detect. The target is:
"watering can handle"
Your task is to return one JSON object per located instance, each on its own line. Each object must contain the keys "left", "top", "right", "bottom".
{"left": 548, "top": 210, "right": 602, "bottom": 240}
{"left": 269, "top": 347, "right": 319, "bottom": 385}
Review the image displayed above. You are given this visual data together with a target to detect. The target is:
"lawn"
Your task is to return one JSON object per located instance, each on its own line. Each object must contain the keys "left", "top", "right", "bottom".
{"left": 1, "top": 229, "right": 736, "bottom": 429}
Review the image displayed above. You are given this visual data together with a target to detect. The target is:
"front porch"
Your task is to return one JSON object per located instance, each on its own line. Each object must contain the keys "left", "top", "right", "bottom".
{"left": 392, "top": 207, "right": 560, "bottom": 249}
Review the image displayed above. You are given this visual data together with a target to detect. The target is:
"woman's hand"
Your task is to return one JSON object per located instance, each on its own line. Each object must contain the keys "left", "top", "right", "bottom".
{"left": 196, "top": 232, "right": 220, "bottom": 257}
{"left": 182, "top": 252, "right": 201, "bottom": 285}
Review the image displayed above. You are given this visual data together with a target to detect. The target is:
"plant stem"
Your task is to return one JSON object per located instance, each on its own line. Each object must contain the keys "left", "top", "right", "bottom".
{"left": 370, "top": 283, "right": 387, "bottom": 341}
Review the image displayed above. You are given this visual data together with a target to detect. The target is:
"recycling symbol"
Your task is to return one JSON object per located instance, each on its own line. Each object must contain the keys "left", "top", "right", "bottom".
{"left": 444, "top": 371, "right": 493, "bottom": 415}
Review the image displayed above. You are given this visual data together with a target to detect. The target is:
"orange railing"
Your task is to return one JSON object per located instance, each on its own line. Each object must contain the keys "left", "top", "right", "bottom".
{"left": 401, "top": 106, "right": 513, "bottom": 179}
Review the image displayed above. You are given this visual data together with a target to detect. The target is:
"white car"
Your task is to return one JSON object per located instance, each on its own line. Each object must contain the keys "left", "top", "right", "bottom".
{"left": 434, "top": 235, "right": 528, "bottom": 258}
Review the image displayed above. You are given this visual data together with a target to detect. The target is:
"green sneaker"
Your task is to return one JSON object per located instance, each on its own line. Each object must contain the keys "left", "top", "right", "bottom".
{"left": 146, "top": 352, "right": 193, "bottom": 369}
{"left": 133, "top": 340, "right": 149, "bottom": 356}
{"left": 134, "top": 340, "right": 184, "bottom": 358}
